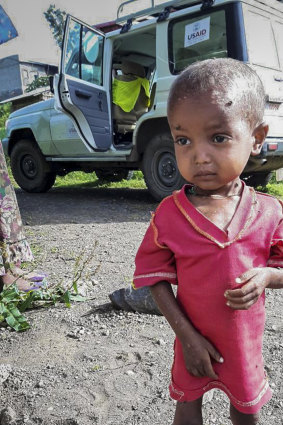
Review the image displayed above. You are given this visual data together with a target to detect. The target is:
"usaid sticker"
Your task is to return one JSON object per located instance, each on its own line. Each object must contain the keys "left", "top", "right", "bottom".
{"left": 184, "top": 17, "right": 210, "bottom": 47}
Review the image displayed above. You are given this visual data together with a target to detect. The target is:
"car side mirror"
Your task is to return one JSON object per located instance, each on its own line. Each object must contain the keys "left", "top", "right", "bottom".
{"left": 49, "top": 75, "right": 54, "bottom": 94}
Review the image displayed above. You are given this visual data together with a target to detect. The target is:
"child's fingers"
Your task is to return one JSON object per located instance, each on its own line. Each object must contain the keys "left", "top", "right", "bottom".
{"left": 203, "top": 359, "right": 219, "bottom": 380}
{"left": 225, "top": 280, "right": 260, "bottom": 299}
{"left": 207, "top": 343, "right": 224, "bottom": 365}
{"left": 225, "top": 277, "right": 265, "bottom": 310}
{"left": 205, "top": 344, "right": 223, "bottom": 378}
{"left": 226, "top": 291, "right": 257, "bottom": 305}
{"left": 190, "top": 367, "right": 203, "bottom": 378}
{"left": 225, "top": 281, "right": 264, "bottom": 310}
{"left": 226, "top": 298, "right": 256, "bottom": 310}
{"left": 235, "top": 268, "right": 261, "bottom": 285}
{"left": 190, "top": 358, "right": 218, "bottom": 379}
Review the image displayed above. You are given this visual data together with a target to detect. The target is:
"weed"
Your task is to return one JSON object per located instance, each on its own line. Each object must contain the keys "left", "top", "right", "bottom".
{"left": 92, "top": 364, "right": 103, "bottom": 372}
{"left": 0, "top": 244, "right": 100, "bottom": 331}
{"left": 0, "top": 281, "right": 86, "bottom": 332}
{"left": 71, "top": 242, "right": 100, "bottom": 294}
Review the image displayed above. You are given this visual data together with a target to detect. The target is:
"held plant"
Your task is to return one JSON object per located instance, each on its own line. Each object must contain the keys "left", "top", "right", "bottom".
{"left": 0, "top": 244, "right": 100, "bottom": 331}
{"left": 0, "top": 280, "right": 86, "bottom": 332}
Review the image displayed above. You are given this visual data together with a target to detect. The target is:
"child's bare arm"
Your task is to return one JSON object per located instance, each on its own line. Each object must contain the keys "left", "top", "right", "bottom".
{"left": 225, "top": 267, "right": 283, "bottom": 310}
{"left": 150, "top": 281, "right": 224, "bottom": 379}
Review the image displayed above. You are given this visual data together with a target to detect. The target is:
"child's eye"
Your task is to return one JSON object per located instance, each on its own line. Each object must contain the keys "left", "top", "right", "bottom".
{"left": 175, "top": 138, "right": 191, "bottom": 146}
{"left": 212, "top": 135, "right": 230, "bottom": 144}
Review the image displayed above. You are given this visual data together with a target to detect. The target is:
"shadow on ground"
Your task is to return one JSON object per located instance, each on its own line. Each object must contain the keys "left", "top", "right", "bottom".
{"left": 16, "top": 186, "right": 158, "bottom": 226}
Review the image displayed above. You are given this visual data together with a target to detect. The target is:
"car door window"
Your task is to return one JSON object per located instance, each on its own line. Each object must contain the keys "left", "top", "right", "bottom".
{"left": 64, "top": 19, "right": 80, "bottom": 79}
{"left": 64, "top": 21, "right": 104, "bottom": 85}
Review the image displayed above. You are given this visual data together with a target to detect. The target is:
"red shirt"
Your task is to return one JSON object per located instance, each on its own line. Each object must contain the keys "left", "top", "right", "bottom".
{"left": 133, "top": 183, "right": 283, "bottom": 413}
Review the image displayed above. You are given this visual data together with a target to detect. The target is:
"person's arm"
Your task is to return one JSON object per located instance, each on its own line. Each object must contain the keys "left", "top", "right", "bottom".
{"left": 225, "top": 267, "right": 283, "bottom": 310}
{"left": 150, "top": 281, "right": 224, "bottom": 379}
{"left": 267, "top": 268, "right": 283, "bottom": 288}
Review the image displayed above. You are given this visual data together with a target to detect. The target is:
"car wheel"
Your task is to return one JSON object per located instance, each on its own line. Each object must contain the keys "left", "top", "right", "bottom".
{"left": 241, "top": 172, "right": 272, "bottom": 188}
{"left": 10, "top": 139, "right": 56, "bottom": 193}
{"left": 142, "top": 133, "right": 186, "bottom": 201}
{"left": 95, "top": 169, "right": 134, "bottom": 182}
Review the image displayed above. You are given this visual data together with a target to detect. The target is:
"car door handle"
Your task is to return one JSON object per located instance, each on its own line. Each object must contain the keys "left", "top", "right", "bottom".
{"left": 75, "top": 89, "right": 92, "bottom": 99}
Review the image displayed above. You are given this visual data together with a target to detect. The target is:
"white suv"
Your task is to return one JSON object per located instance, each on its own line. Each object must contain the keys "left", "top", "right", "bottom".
{"left": 4, "top": 0, "right": 283, "bottom": 200}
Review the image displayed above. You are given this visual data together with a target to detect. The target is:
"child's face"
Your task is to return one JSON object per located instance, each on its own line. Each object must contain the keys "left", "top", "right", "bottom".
{"left": 168, "top": 94, "right": 267, "bottom": 191}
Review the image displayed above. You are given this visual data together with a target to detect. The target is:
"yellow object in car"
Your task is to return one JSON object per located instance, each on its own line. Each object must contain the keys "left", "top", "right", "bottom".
{"left": 112, "top": 77, "right": 150, "bottom": 112}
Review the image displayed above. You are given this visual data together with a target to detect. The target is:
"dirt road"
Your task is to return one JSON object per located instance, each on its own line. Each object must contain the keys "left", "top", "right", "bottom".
{"left": 0, "top": 186, "right": 282, "bottom": 425}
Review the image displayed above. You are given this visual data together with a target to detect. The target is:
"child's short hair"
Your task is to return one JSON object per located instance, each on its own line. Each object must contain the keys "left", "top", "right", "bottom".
{"left": 167, "top": 58, "right": 265, "bottom": 128}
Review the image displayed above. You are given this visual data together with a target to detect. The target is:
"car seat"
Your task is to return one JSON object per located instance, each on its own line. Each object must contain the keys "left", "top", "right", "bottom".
{"left": 112, "top": 60, "right": 150, "bottom": 133}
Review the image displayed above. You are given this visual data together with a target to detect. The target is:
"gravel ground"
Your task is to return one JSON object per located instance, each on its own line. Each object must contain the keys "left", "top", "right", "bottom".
{"left": 0, "top": 186, "right": 282, "bottom": 425}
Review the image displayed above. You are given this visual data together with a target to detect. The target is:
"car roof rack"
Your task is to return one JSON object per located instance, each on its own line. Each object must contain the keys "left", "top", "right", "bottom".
{"left": 116, "top": 0, "right": 283, "bottom": 24}
{"left": 116, "top": 0, "right": 203, "bottom": 24}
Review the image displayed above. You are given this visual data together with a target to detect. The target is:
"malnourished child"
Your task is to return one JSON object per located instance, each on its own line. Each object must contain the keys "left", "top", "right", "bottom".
{"left": 133, "top": 58, "right": 283, "bottom": 425}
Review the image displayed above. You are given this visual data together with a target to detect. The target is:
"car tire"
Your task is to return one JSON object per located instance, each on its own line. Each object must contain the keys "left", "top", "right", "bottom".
{"left": 142, "top": 133, "right": 186, "bottom": 201}
{"left": 95, "top": 169, "right": 134, "bottom": 182}
{"left": 241, "top": 172, "right": 272, "bottom": 188}
{"left": 10, "top": 139, "right": 56, "bottom": 193}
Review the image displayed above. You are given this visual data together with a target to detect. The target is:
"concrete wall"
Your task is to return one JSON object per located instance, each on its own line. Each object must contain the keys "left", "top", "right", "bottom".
{"left": 0, "top": 54, "right": 22, "bottom": 101}
{"left": 20, "top": 62, "right": 51, "bottom": 93}
{"left": 0, "top": 56, "right": 57, "bottom": 102}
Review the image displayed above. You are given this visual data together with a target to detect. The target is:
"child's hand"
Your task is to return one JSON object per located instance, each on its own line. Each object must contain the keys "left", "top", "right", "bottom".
{"left": 224, "top": 267, "right": 273, "bottom": 310}
{"left": 181, "top": 332, "right": 224, "bottom": 380}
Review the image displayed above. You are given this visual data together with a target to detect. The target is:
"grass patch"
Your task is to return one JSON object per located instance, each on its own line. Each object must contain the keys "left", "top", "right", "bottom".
{"left": 7, "top": 166, "right": 146, "bottom": 190}
{"left": 54, "top": 170, "right": 146, "bottom": 190}
{"left": 256, "top": 173, "right": 283, "bottom": 199}
{"left": 258, "top": 182, "right": 283, "bottom": 198}
{"left": 0, "top": 127, "right": 6, "bottom": 140}
{"left": 5, "top": 160, "right": 283, "bottom": 198}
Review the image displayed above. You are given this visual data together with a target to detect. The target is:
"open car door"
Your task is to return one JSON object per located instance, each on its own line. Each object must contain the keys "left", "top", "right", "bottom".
{"left": 54, "top": 15, "right": 112, "bottom": 152}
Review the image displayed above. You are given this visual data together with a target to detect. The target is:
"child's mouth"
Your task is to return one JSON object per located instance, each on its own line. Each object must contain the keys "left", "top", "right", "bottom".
{"left": 194, "top": 171, "right": 216, "bottom": 177}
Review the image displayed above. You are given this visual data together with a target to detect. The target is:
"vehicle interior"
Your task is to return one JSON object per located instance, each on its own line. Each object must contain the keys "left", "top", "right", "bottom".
{"left": 111, "top": 25, "right": 156, "bottom": 147}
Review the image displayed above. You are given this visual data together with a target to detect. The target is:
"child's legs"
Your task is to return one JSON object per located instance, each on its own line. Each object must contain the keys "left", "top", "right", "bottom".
{"left": 173, "top": 397, "right": 203, "bottom": 425}
{"left": 230, "top": 404, "right": 259, "bottom": 425}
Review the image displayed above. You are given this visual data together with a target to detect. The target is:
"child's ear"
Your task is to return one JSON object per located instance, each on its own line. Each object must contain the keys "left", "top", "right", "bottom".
{"left": 250, "top": 123, "right": 269, "bottom": 156}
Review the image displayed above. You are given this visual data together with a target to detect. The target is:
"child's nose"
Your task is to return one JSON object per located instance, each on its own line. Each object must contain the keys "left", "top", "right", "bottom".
{"left": 193, "top": 145, "right": 211, "bottom": 164}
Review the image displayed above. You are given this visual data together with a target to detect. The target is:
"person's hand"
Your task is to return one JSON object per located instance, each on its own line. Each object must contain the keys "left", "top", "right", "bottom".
{"left": 224, "top": 267, "right": 273, "bottom": 310}
{"left": 181, "top": 331, "right": 224, "bottom": 380}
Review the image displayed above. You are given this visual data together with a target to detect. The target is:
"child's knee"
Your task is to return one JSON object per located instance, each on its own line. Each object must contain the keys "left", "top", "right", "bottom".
{"left": 173, "top": 399, "right": 203, "bottom": 425}
{"left": 243, "top": 414, "right": 260, "bottom": 425}
{"left": 230, "top": 404, "right": 260, "bottom": 425}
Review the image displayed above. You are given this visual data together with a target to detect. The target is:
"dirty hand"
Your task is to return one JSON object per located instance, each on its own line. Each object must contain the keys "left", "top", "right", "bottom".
{"left": 224, "top": 267, "right": 273, "bottom": 310}
{"left": 181, "top": 331, "right": 224, "bottom": 380}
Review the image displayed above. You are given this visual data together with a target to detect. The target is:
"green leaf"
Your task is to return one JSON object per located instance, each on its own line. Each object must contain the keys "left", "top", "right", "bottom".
{"left": 69, "top": 294, "right": 87, "bottom": 302}
{"left": 62, "top": 290, "right": 71, "bottom": 308}
{"left": 72, "top": 281, "right": 78, "bottom": 294}
{"left": 0, "top": 302, "right": 30, "bottom": 332}
{"left": 0, "top": 285, "right": 20, "bottom": 303}
{"left": 0, "top": 302, "right": 6, "bottom": 315}
{"left": 18, "top": 292, "right": 37, "bottom": 312}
